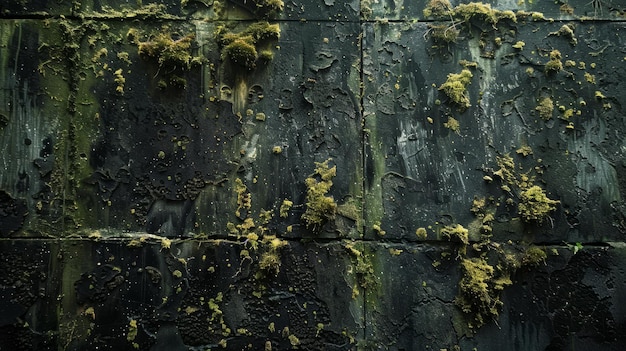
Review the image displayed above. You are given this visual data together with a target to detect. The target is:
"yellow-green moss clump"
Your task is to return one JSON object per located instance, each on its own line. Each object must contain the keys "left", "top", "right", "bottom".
{"left": 535, "top": 97, "right": 554, "bottom": 120}
{"left": 258, "top": 235, "right": 287, "bottom": 276}
{"left": 279, "top": 199, "right": 292, "bottom": 218}
{"left": 443, "top": 116, "right": 461, "bottom": 133}
{"left": 521, "top": 246, "right": 547, "bottom": 266}
{"left": 423, "top": 0, "right": 453, "bottom": 18}
{"left": 252, "top": 0, "right": 284, "bottom": 18}
{"left": 415, "top": 227, "right": 428, "bottom": 239}
{"left": 302, "top": 159, "right": 337, "bottom": 230}
{"left": 132, "top": 29, "right": 202, "bottom": 70}
{"left": 234, "top": 178, "right": 252, "bottom": 218}
{"left": 455, "top": 257, "right": 512, "bottom": 329}
{"left": 441, "top": 224, "right": 469, "bottom": 245}
{"left": 441, "top": 223, "right": 469, "bottom": 256}
{"left": 550, "top": 24, "right": 577, "bottom": 46}
{"left": 545, "top": 49, "right": 563, "bottom": 74}
{"left": 518, "top": 185, "right": 559, "bottom": 222}
{"left": 424, "top": 0, "right": 517, "bottom": 24}
{"left": 217, "top": 22, "right": 280, "bottom": 70}
{"left": 438, "top": 69, "right": 473, "bottom": 109}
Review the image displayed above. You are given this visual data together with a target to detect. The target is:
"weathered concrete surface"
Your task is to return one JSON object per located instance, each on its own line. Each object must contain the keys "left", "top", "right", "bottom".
{"left": 365, "top": 243, "right": 626, "bottom": 350}
{"left": 0, "top": 239, "right": 361, "bottom": 350}
{"left": 1, "top": 0, "right": 626, "bottom": 350}
{"left": 363, "top": 20, "right": 626, "bottom": 243}
{"left": 366, "top": 0, "right": 626, "bottom": 20}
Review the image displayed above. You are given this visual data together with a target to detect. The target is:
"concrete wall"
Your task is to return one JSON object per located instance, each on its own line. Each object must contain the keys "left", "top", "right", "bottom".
{"left": 0, "top": 0, "right": 625, "bottom": 349}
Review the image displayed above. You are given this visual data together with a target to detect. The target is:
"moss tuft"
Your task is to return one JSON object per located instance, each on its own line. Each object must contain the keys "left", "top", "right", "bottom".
{"left": 136, "top": 30, "right": 200, "bottom": 70}
{"left": 234, "top": 178, "right": 252, "bottom": 218}
{"left": 415, "top": 227, "right": 428, "bottom": 239}
{"left": 438, "top": 69, "right": 473, "bottom": 109}
{"left": 253, "top": 0, "right": 284, "bottom": 18}
{"left": 443, "top": 116, "right": 461, "bottom": 133}
{"left": 455, "top": 257, "right": 512, "bottom": 329}
{"left": 217, "top": 22, "right": 280, "bottom": 70}
{"left": 423, "top": 0, "right": 453, "bottom": 18}
{"left": 258, "top": 235, "right": 287, "bottom": 276}
{"left": 302, "top": 159, "right": 337, "bottom": 230}
{"left": 521, "top": 246, "right": 547, "bottom": 266}
{"left": 535, "top": 97, "right": 554, "bottom": 120}
{"left": 222, "top": 36, "right": 258, "bottom": 69}
{"left": 518, "top": 185, "right": 559, "bottom": 222}
{"left": 441, "top": 224, "right": 469, "bottom": 245}
{"left": 545, "top": 50, "right": 563, "bottom": 74}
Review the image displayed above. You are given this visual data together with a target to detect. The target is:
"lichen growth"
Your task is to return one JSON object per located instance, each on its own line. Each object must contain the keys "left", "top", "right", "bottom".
{"left": 544, "top": 50, "right": 563, "bottom": 74}
{"left": 234, "top": 178, "right": 252, "bottom": 218}
{"left": 279, "top": 199, "right": 292, "bottom": 218}
{"left": 345, "top": 242, "right": 376, "bottom": 296}
{"left": 441, "top": 224, "right": 469, "bottom": 256}
{"left": 372, "top": 222, "right": 386, "bottom": 236}
{"left": 443, "top": 116, "right": 461, "bottom": 133}
{"left": 512, "top": 41, "right": 525, "bottom": 50}
{"left": 415, "top": 227, "right": 428, "bottom": 239}
{"left": 438, "top": 69, "right": 473, "bottom": 109}
{"left": 518, "top": 185, "right": 559, "bottom": 222}
{"left": 441, "top": 224, "right": 469, "bottom": 245}
{"left": 301, "top": 159, "right": 337, "bottom": 230}
{"left": 516, "top": 145, "right": 533, "bottom": 157}
{"left": 549, "top": 24, "right": 577, "bottom": 46}
{"left": 535, "top": 97, "right": 554, "bottom": 120}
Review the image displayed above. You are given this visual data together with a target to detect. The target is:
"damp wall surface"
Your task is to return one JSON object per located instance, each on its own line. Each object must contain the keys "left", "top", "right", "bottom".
{"left": 0, "top": 0, "right": 625, "bottom": 350}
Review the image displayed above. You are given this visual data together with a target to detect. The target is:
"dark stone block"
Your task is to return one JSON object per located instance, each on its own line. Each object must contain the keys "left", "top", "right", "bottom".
{"left": 366, "top": 0, "right": 625, "bottom": 21}
{"left": 366, "top": 243, "right": 626, "bottom": 351}
{"left": 54, "top": 239, "right": 359, "bottom": 350}
{"left": 363, "top": 20, "right": 626, "bottom": 243}
{"left": 62, "top": 19, "right": 362, "bottom": 238}
{"left": 0, "top": 240, "right": 57, "bottom": 350}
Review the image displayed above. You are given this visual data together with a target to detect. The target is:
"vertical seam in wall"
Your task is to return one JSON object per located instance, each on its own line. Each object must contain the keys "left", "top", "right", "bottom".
{"left": 358, "top": 10, "right": 368, "bottom": 345}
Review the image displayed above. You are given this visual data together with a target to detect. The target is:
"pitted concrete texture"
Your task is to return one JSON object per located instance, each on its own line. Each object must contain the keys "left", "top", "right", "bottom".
{"left": 0, "top": 1, "right": 625, "bottom": 350}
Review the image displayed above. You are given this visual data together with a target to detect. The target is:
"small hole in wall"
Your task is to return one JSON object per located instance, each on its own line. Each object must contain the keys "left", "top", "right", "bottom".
{"left": 24, "top": 138, "right": 32, "bottom": 145}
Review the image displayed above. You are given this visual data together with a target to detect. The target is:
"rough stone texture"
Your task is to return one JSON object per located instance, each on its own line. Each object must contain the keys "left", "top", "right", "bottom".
{"left": 1, "top": 0, "right": 626, "bottom": 350}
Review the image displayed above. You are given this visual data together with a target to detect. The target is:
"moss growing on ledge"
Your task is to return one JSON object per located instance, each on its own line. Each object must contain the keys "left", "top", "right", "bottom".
{"left": 302, "top": 159, "right": 337, "bottom": 230}
{"left": 424, "top": 1, "right": 517, "bottom": 25}
{"left": 441, "top": 224, "right": 469, "bottom": 256}
{"left": 438, "top": 69, "right": 473, "bottom": 109}
{"left": 217, "top": 22, "right": 280, "bottom": 70}
{"left": 521, "top": 246, "right": 547, "bottom": 266}
{"left": 132, "top": 29, "right": 202, "bottom": 70}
